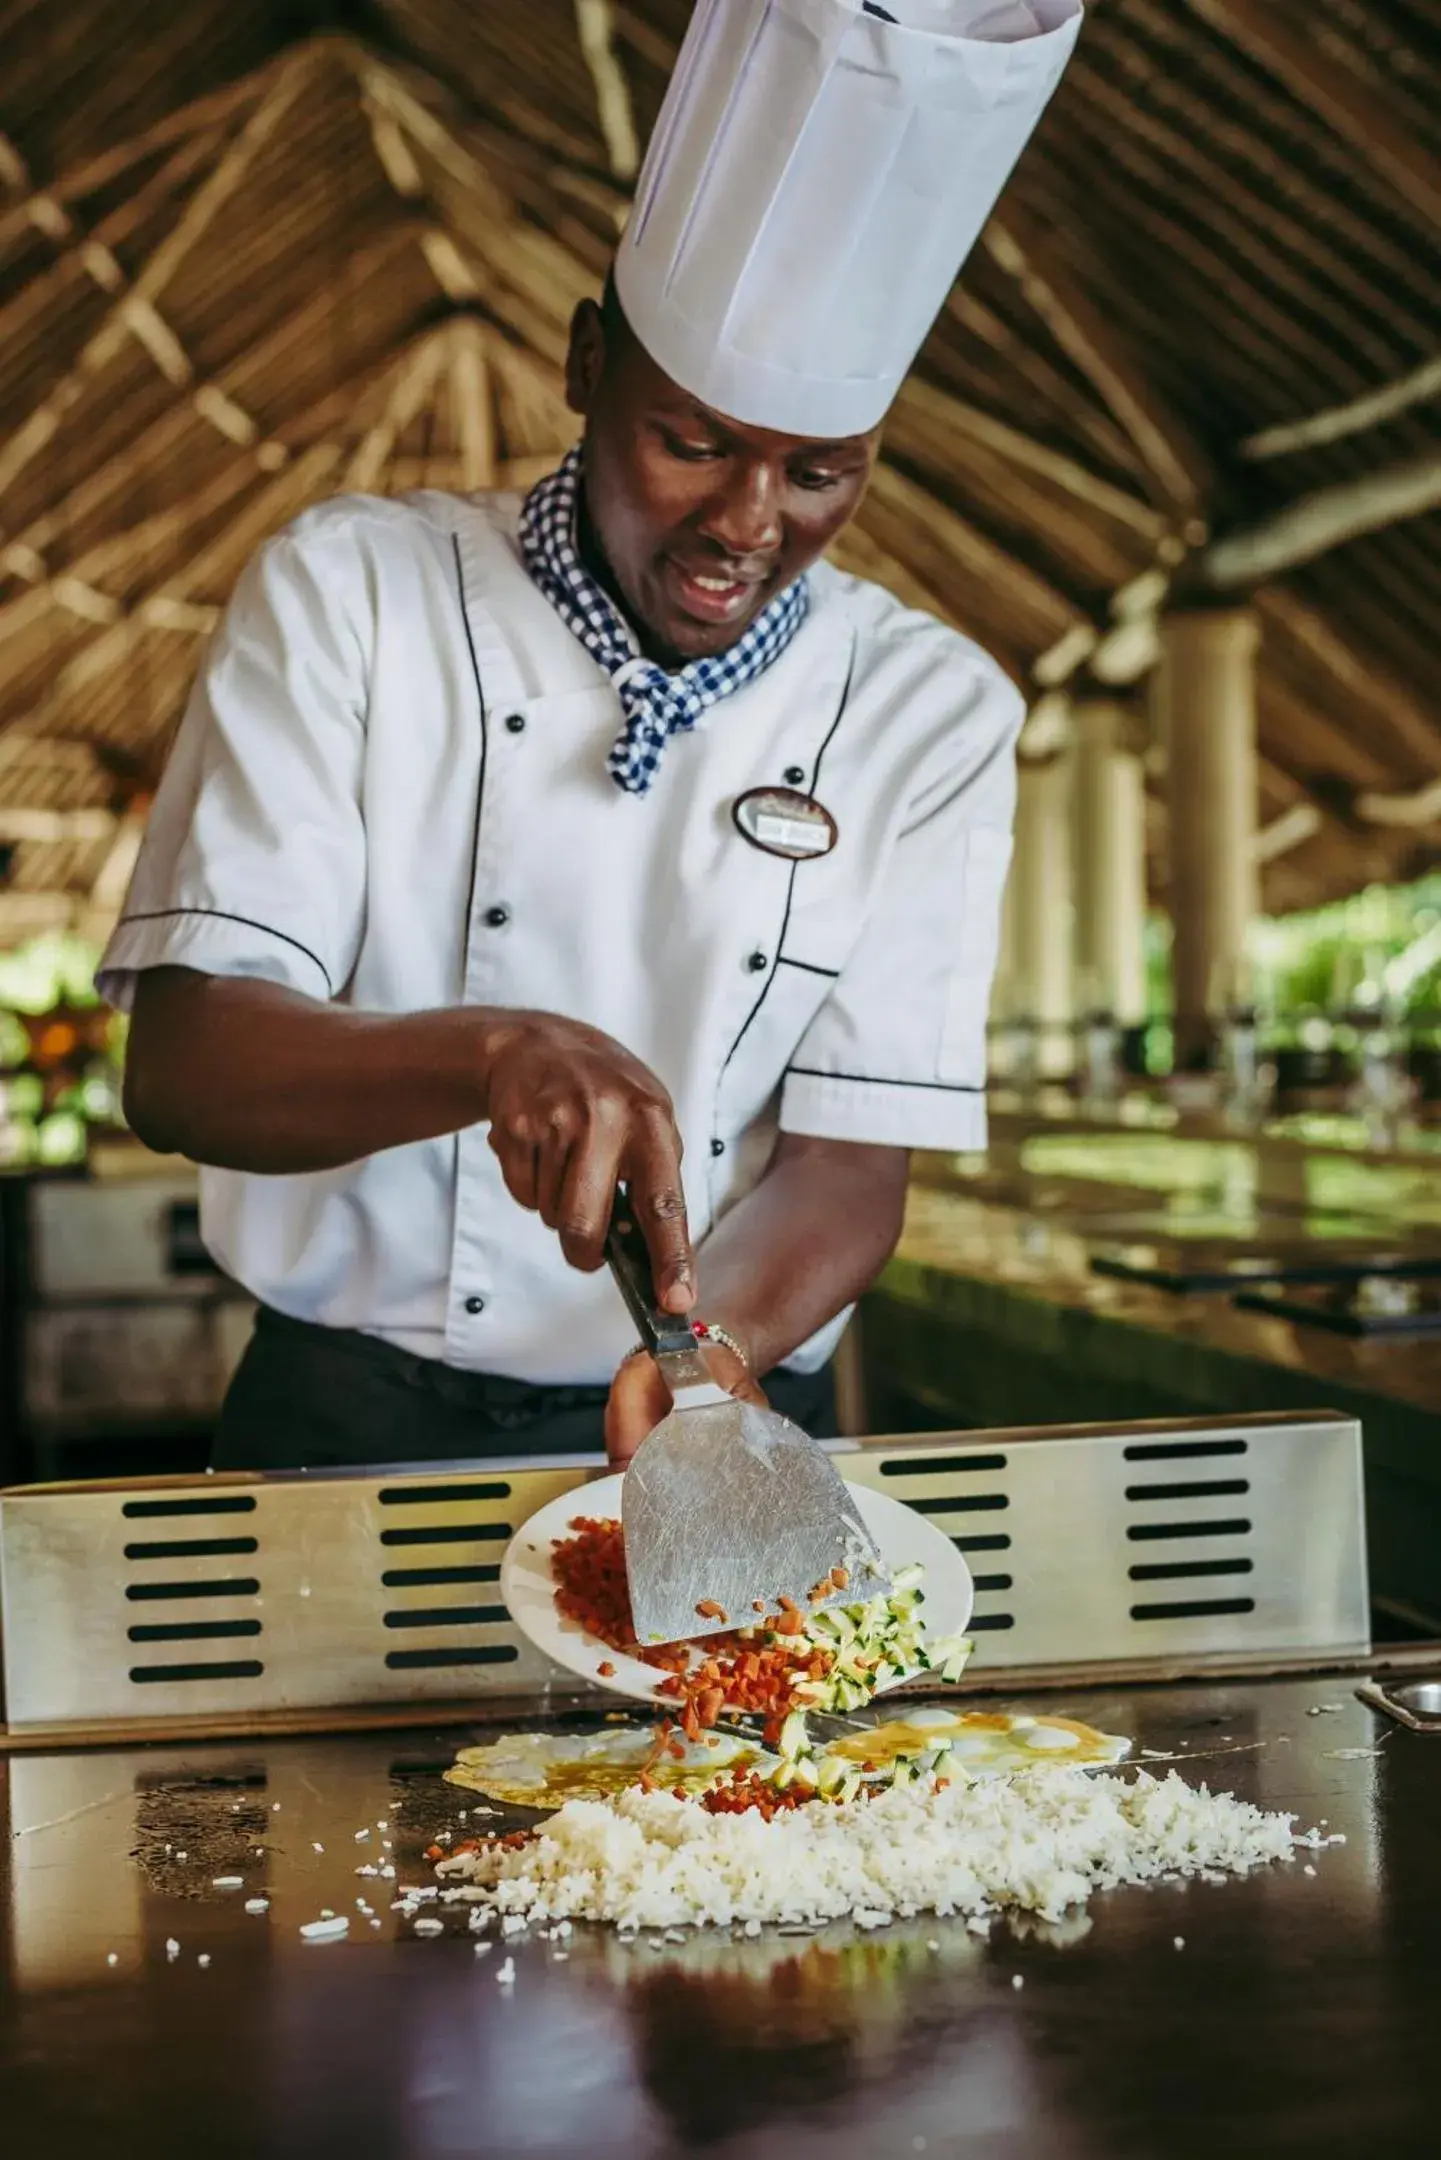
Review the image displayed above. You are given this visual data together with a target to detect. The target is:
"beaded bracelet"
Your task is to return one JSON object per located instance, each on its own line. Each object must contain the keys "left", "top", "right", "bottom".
{"left": 619, "top": 1320, "right": 751, "bottom": 1372}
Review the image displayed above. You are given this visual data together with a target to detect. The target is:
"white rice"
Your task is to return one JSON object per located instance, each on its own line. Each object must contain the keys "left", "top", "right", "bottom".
{"left": 436, "top": 1767, "right": 1298, "bottom": 1933}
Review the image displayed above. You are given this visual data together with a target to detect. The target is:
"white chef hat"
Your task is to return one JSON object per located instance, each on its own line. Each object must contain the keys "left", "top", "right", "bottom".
{"left": 614, "top": 0, "right": 1083, "bottom": 440}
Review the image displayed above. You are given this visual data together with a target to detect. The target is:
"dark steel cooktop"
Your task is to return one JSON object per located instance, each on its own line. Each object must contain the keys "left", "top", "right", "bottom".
{"left": 2, "top": 1674, "right": 1435, "bottom": 2160}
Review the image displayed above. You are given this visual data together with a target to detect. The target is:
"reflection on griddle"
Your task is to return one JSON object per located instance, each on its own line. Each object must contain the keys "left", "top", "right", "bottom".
{"left": 618, "top": 1921, "right": 984, "bottom": 2142}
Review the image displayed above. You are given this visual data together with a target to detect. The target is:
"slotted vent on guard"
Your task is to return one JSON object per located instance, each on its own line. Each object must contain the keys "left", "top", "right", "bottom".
{"left": 375, "top": 1480, "right": 519, "bottom": 1674}
{"left": 1122, "top": 1437, "right": 1255, "bottom": 1624}
{"left": 0, "top": 1415, "right": 1369, "bottom": 1734}
{"left": 878, "top": 1449, "right": 1015, "bottom": 1635}
{"left": 120, "top": 1492, "right": 264, "bottom": 1686}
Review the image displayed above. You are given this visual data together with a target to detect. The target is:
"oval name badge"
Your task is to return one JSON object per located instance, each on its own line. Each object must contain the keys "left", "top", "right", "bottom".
{"left": 733, "top": 786, "right": 838, "bottom": 862}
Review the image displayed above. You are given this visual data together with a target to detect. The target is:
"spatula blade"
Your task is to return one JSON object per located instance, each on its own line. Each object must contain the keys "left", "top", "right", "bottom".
{"left": 621, "top": 1398, "right": 889, "bottom": 1647}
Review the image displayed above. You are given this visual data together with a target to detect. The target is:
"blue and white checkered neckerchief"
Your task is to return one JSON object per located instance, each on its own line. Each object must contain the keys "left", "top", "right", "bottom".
{"left": 519, "top": 447, "right": 810, "bottom": 796}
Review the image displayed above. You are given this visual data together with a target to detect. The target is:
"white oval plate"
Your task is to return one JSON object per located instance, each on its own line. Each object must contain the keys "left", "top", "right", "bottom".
{"left": 501, "top": 1472, "right": 975, "bottom": 1707}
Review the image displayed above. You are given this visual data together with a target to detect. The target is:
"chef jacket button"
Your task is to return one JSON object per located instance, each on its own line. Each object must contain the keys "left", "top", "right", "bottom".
{"left": 484, "top": 904, "right": 511, "bottom": 929}
{"left": 783, "top": 765, "right": 805, "bottom": 786}
{"left": 747, "top": 951, "right": 768, "bottom": 973}
{"left": 504, "top": 713, "right": 526, "bottom": 735}
{"left": 464, "top": 1295, "right": 486, "bottom": 1316}
{"left": 710, "top": 1137, "right": 725, "bottom": 1158}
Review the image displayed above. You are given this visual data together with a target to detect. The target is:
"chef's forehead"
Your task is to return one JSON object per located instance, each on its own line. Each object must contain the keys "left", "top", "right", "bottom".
{"left": 596, "top": 278, "right": 879, "bottom": 456}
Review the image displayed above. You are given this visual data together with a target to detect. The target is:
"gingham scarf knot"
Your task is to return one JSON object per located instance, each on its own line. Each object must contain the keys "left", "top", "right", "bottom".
{"left": 519, "top": 448, "right": 809, "bottom": 796}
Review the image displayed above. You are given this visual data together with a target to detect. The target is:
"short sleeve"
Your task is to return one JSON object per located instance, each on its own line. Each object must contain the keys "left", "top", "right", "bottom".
{"left": 96, "top": 512, "right": 368, "bottom": 1013}
{"left": 779, "top": 667, "right": 1023, "bottom": 1152}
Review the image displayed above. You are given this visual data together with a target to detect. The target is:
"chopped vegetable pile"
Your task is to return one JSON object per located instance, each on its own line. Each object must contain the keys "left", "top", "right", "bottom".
{"left": 550, "top": 1516, "right": 971, "bottom": 1764}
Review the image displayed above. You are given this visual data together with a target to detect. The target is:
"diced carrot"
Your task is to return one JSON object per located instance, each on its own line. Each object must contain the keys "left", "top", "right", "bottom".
{"left": 548, "top": 1517, "right": 839, "bottom": 1746}
{"left": 597, "top": 1661, "right": 616, "bottom": 1678}
{"left": 695, "top": 1599, "right": 729, "bottom": 1623}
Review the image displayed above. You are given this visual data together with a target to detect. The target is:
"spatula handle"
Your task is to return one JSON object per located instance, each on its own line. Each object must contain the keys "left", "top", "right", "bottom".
{"left": 606, "top": 1194, "right": 696, "bottom": 1360}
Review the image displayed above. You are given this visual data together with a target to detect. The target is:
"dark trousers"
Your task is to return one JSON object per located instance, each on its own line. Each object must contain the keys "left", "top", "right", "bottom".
{"left": 213, "top": 1305, "right": 838, "bottom": 1470}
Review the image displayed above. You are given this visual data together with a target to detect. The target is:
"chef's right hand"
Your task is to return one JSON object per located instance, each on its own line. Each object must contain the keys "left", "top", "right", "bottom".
{"left": 480, "top": 1011, "right": 695, "bottom": 1313}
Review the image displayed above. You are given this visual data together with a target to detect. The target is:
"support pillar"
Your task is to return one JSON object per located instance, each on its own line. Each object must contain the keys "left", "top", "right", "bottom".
{"left": 1157, "top": 607, "right": 1260, "bottom": 1067}
{"left": 1071, "top": 694, "right": 1149, "bottom": 1027}
{"left": 1008, "top": 754, "right": 1074, "bottom": 1077}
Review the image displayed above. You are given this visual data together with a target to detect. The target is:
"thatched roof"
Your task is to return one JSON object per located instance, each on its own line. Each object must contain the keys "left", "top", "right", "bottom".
{"left": 1, "top": 0, "right": 1438, "bottom": 942}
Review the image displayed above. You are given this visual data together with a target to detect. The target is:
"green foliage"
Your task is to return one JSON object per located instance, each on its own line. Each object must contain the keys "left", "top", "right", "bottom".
{"left": 1143, "top": 875, "right": 1441, "bottom": 1023}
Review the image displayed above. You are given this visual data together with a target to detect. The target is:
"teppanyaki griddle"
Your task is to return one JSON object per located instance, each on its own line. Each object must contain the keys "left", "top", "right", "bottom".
{"left": 3, "top": 1667, "right": 1438, "bottom": 2160}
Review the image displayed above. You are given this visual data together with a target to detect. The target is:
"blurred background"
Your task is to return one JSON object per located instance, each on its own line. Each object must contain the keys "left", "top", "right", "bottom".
{"left": 0, "top": 4, "right": 1437, "bottom": 1572}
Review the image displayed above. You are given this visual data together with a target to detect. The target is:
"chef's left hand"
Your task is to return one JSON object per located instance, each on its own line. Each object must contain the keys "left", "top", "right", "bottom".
{"left": 605, "top": 1337, "right": 767, "bottom": 1466}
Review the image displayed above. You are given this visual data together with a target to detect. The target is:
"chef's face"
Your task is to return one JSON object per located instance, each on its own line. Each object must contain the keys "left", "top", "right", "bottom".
{"left": 565, "top": 293, "right": 880, "bottom": 665}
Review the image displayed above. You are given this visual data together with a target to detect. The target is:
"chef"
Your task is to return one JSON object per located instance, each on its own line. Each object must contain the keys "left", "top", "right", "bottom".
{"left": 99, "top": 0, "right": 1082, "bottom": 1469}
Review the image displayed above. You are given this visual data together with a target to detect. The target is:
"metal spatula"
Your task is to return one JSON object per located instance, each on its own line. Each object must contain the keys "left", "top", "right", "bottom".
{"left": 606, "top": 1200, "right": 889, "bottom": 1647}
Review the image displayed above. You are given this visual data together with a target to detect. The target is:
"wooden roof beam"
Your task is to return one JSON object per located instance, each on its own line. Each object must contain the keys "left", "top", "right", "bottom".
{"left": 0, "top": 461, "right": 260, "bottom": 650}
{"left": 574, "top": 1, "right": 641, "bottom": 180}
{"left": 1253, "top": 801, "right": 1323, "bottom": 866}
{"left": 448, "top": 325, "right": 499, "bottom": 492}
{"left": 1357, "top": 777, "right": 1441, "bottom": 832}
{"left": 342, "top": 329, "right": 456, "bottom": 492}
{"left": 345, "top": 43, "right": 598, "bottom": 366}
{"left": 87, "top": 809, "right": 149, "bottom": 914}
{"left": 1, "top": 223, "right": 419, "bottom": 570}
{"left": 944, "top": 287, "right": 1147, "bottom": 482}
{"left": 1185, "top": 0, "right": 1441, "bottom": 234}
{"left": 1258, "top": 591, "right": 1441, "bottom": 775}
{"left": 0, "top": 67, "right": 272, "bottom": 252}
{"left": 888, "top": 376, "right": 1164, "bottom": 537}
{"left": 11, "top": 442, "right": 343, "bottom": 739}
{"left": 0, "top": 808, "right": 115, "bottom": 844}
{"left": 0, "top": 48, "right": 323, "bottom": 514}
{"left": 1201, "top": 448, "right": 1441, "bottom": 589}
{"left": 609, "top": 4, "right": 678, "bottom": 72}
{"left": 0, "top": 126, "right": 220, "bottom": 313}
{"left": 1, "top": 321, "right": 509, "bottom": 735}
{"left": 1240, "top": 355, "right": 1441, "bottom": 462}
{"left": 384, "top": 453, "right": 567, "bottom": 492}
{"left": 0, "top": 892, "right": 78, "bottom": 936}
{"left": 982, "top": 205, "right": 1212, "bottom": 515}
{"left": 861, "top": 459, "right": 1081, "bottom": 648}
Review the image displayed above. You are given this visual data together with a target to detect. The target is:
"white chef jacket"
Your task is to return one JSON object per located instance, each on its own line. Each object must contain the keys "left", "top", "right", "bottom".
{"left": 98, "top": 490, "right": 1021, "bottom": 1384}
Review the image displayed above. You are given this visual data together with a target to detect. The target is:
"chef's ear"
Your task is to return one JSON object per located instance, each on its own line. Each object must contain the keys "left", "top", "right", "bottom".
{"left": 566, "top": 297, "right": 607, "bottom": 417}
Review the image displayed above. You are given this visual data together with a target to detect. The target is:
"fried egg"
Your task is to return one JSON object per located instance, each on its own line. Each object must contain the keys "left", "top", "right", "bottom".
{"left": 828, "top": 1706, "right": 1130, "bottom": 1776}
{"left": 444, "top": 1726, "right": 767, "bottom": 1808}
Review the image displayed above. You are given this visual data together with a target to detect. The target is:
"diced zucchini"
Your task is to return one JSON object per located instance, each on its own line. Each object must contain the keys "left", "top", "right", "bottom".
{"left": 816, "top": 1754, "right": 848, "bottom": 1796}
{"left": 779, "top": 1710, "right": 810, "bottom": 1760}
{"left": 939, "top": 1640, "right": 973, "bottom": 1683}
